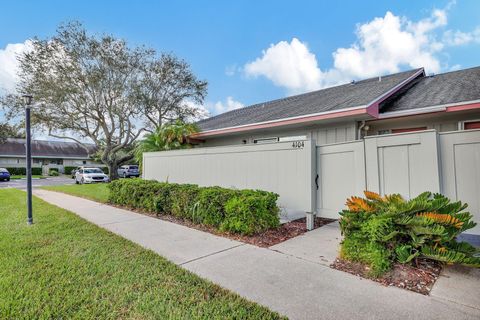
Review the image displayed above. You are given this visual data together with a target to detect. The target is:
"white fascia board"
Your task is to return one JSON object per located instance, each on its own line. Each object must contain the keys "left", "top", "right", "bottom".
{"left": 365, "top": 68, "right": 425, "bottom": 107}
{"left": 378, "top": 99, "right": 480, "bottom": 119}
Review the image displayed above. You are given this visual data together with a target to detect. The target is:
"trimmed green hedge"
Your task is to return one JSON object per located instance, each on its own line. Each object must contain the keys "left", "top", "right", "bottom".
{"left": 64, "top": 166, "right": 78, "bottom": 174}
{"left": 6, "top": 167, "right": 42, "bottom": 175}
{"left": 108, "top": 179, "right": 280, "bottom": 235}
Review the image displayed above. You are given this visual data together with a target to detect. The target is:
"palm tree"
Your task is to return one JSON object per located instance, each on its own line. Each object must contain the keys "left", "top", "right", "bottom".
{"left": 135, "top": 120, "right": 199, "bottom": 164}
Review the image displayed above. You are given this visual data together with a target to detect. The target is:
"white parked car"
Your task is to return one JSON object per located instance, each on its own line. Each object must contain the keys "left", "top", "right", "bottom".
{"left": 75, "top": 167, "right": 109, "bottom": 184}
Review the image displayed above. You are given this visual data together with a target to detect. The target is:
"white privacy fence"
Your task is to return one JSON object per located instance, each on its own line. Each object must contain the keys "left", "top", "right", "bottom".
{"left": 316, "top": 129, "right": 480, "bottom": 234}
{"left": 143, "top": 129, "right": 480, "bottom": 234}
{"left": 143, "top": 140, "right": 316, "bottom": 217}
{"left": 439, "top": 130, "right": 480, "bottom": 234}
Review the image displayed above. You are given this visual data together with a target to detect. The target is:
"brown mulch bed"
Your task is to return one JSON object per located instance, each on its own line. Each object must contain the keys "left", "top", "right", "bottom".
{"left": 331, "top": 258, "right": 443, "bottom": 295}
{"left": 220, "top": 217, "right": 337, "bottom": 247}
{"left": 154, "top": 214, "right": 336, "bottom": 247}
{"left": 112, "top": 204, "right": 336, "bottom": 247}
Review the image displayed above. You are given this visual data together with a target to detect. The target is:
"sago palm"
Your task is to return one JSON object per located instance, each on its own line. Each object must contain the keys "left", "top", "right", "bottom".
{"left": 340, "top": 191, "right": 480, "bottom": 276}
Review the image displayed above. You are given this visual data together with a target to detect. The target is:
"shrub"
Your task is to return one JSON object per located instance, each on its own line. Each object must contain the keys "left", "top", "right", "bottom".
{"left": 340, "top": 191, "right": 480, "bottom": 277}
{"left": 195, "top": 187, "right": 238, "bottom": 226}
{"left": 170, "top": 184, "right": 200, "bottom": 219}
{"left": 222, "top": 193, "right": 280, "bottom": 235}
{"left": 64, "top": 166, "right": 77, "bottom": 174}
{"left": 109, "top": 179, "right": 162, "bottom": 211}
{"left": 48, "top": 169, "right": 60, "bottom": 176}
{"left": 108, "top": 179, "right": 280, "bottom": 235}
{"left": 5, "top": 167, "right": 42, "bottom": 175}
{"left": 6, "top": 167, "right": 26, "bottom": 175}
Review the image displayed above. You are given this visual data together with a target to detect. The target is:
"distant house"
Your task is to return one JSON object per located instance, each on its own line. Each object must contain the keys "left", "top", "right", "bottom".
{"left": 0, "top": 138, "right": 102, "bottom": 174}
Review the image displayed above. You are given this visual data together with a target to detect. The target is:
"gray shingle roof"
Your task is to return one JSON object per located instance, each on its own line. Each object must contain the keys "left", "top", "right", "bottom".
{"left": 381, "top": 66, "right": 480, "bottom": 112}
{"left": 198, "top": 68, "right": 423, "bottom": 131}
{"left": 0, "top": 138, "right": 96, "bottom": 158}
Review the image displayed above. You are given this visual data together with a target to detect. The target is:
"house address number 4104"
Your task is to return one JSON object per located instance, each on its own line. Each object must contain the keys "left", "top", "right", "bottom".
{"left": 292, "top": 141, "right": 305, "bottom": 148}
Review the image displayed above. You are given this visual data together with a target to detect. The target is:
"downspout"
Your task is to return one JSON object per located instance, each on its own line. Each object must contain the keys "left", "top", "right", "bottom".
{"left": 358, "top": 120, "right": 369, "bottom": 192}
{"left": 357, "top": 121, "right": 366, "bottom": 140}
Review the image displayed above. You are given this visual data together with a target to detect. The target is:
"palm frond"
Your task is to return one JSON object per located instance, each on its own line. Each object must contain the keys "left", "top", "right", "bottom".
{"left": 416, "top": 212, "right": 464, "bottom": 229}
{"left": 346, "top": 196, "right": 374, "bottom": 212}
{"left": 421, "top": 246, "right": 480, "bottom": 267}
{"left": 363, "top": 190, "right": 383, "bottom": 202}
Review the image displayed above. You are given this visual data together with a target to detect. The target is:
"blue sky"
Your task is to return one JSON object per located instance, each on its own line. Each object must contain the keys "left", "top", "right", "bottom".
{"left": 1, "top": 0, "right": 479, "bottom": 115}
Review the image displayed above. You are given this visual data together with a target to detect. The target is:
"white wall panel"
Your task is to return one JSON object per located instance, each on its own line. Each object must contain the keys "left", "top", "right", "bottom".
{"left": 365, "top": 130, "right": 441, "bottom": 199}
{"left": 440, "top": 129, "right": 480, "bottom": 234}
{"left": 144, "top": 140, "right": 316, "bottom": 215}
{"left": 316, "top": 141, "right": 366, "bottom": 219}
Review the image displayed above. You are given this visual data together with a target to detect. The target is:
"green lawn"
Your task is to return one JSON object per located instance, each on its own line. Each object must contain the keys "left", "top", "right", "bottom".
{"left": 0, "top": 189, "right": 283, "bottom": 319}
{"left": 42, "top": 183, "right": 110, "bottom": 203}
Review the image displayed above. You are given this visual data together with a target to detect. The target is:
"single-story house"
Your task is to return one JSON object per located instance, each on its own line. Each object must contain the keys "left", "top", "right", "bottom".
{"left": 0, "top": 138, "right": 101, "bottom": 174}
{"left": 193, "top": 66, "right": 480, "bottom": 145}
{"left": 142, "top": 66, "right": 480, "bottom": 234}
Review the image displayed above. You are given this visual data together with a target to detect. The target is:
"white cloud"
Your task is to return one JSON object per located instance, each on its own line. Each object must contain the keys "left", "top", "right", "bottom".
{"left": 0, "top": 40, "right": 31, "bottom": 94}
{"left": 243, "top": 4, "right": 477, "bottom": 93}
{"left": 188, "top": 97, "right": 244, "bottom": 117}
{"left": 210, "top": 96, "right": 244, "bottom": 115}
{"left": 448, "top": 64, "right": 462, "bottom": 71}
{"left": 332, "top": 9, "right": 447, "bottom": 79}
{"left": 244, "top": 38, "right": 323, "bottom": 93}
{"left": 183, "top": 100, "right": 210, "bottom": 121}
{"left": 443, "top": 27, "right": 480, "bottom": 46}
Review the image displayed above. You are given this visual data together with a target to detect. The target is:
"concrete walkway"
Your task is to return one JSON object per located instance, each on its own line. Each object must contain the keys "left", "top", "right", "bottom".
{"left": 34, "top": 189, "right": 480, "bottom": 320}
{"left": 270, "top": 221, "right": 341, "bottom": 266}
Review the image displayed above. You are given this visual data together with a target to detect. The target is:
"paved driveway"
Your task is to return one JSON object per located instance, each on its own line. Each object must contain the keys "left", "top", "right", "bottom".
{"left": 0, "top": 176, "right": 73, "bottom": 189}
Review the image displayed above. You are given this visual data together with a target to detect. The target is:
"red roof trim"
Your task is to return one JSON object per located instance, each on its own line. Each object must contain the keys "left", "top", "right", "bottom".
{"left": 368, "top": 101, "right": 480, "bottom": 123}
{"left": 446, "top": 102, "right": 480, "bottom": 112}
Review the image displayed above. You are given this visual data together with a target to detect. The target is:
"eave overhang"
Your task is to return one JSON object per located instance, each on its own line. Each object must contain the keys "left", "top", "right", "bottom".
{"left": 192, "top": 68, "right": 425, "bottom": 139}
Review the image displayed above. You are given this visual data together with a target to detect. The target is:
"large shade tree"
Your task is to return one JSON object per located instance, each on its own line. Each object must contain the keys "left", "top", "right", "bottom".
{"left": 1, "top": 22, "right": 207, "bottom": 179}
{"left": 136, "top": 53, "right": 208, "bottom": 131}
{"left": 0, "top": 123, "right": 24, "bottom": 143}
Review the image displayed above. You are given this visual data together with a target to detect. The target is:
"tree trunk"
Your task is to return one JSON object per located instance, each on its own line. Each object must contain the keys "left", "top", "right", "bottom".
{"left": 107, "top": 162, "right": 119, "bottom": 181}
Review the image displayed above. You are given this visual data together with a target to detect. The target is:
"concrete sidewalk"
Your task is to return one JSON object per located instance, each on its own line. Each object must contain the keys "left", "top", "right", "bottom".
{"left": 34, "top": 189, "right": 480, "bottom": 320}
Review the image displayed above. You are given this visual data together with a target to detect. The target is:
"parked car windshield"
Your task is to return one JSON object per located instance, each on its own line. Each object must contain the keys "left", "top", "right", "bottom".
{"left": 129, "top": 166, "right": 138, "bottom": 169}
{"left": 83, "top": 168, "right": 103, "bottom": 174}
{"left": 0, "top": 168, "right": 8, "bottom": 173}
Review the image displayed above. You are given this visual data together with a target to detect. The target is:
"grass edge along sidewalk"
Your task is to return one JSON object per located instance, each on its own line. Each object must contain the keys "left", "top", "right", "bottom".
{"left": 0, "top": 188, "right": 285, "bottom": 319}
{"left": 42, "top": 183, "right": 110, "bottom": 203}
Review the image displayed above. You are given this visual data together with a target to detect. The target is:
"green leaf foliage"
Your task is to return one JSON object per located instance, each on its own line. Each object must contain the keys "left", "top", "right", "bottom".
{"left": 340, "top": 191, "right": 480, "bottom": 277}
{"left": 134, "top": 120, "right": 199, "bottom": 165}
{"left": 4, "top": 167, "right": 42, "bottom": 175}
{"left": 108, "top": 179, "right": 280, "bottom": 235}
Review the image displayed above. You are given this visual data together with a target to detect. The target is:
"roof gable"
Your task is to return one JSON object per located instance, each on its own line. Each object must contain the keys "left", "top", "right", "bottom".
{"left": 198, "top": 68, "right": 423, "bottom": 132}
{"left": 381, "top": 66, "right": 480, "bottom": 113}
